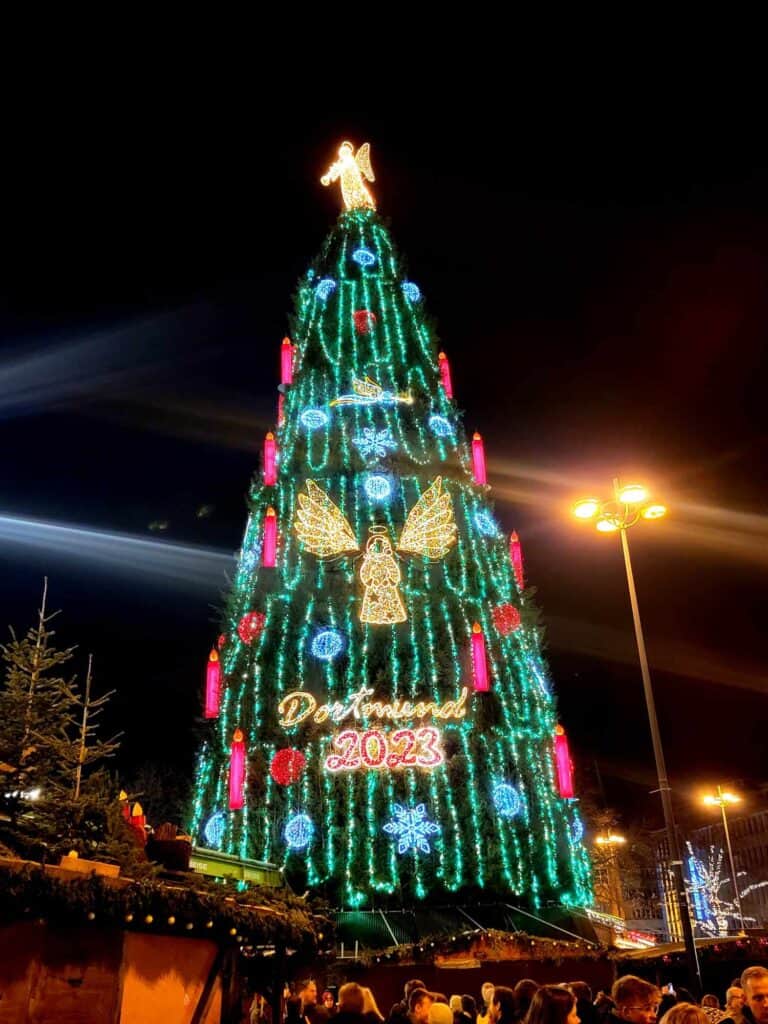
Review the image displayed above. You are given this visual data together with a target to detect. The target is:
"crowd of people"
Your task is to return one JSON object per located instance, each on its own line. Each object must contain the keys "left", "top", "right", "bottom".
{"left": 279, "top": 965, "right": 768, "bottom": 1024}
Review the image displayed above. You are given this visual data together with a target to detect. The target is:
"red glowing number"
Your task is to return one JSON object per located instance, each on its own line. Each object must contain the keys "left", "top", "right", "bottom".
{"left": 324, "top": 728, "right": 445, "bottom": 772}
{"left": 326, "top": 730, "right": 361, "bottom": 772}
{"left": 416, "top": 726, "right": 443, "bottom": 766}
{"left": 361, "top": 730, "right": 386, "bottom": 767}
{"left": 390, "top": 729, "right": 418, "bottom": 767}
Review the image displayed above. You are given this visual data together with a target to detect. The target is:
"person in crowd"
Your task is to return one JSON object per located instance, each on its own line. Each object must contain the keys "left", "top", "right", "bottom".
{"left": 676, "top": 992, "right": 696, "bottom": 1008}
{"left": 701, "top": 995, "right": 724, "bottom": 1024}
{"left": 741, "top": 967, "right": 768, "bottom": 1024}
{"left": 433, "top": 997, "right": 448, "bottom": 1006}
{"left": 525, "top": 986, "right": 579, "bottom": 1024}
{"left": 451, "top": 997, "right": 465, "bottom": 1024}
{"left": 301, "top": 981, "right": 330, "bottom": 1024}
{"left": 362, "top": 988, "right": 385, "bottom": 1024}
{"left": 431, "top": 1006, "right": 456, "bottom": 1024}
{"left": 410, "top": 990, "right": 435, "bottom": 1024}
{"left": 389, "top": 982, "right": 428, "bottom": 1024}
{"left": 463, "top": 996, "right": 478, "bottom": 1024}
{"left": 515, "top": 981, "right": 540, "bottom": 1022}
{"left": 657, "top": 993, "right": 676, "bottom": 1023}
{"left": 323, "top": 993, "right": 337, "bottom": 1017}
{"left": 594, "top": 992, "right": 616, "bottom": 1024}
{"left": 333, "top": 984, "right": 366, "bottom": 1024}
{"left": 611, "top": 976, "right": 661, "bottom": 1024}
{"left": 489, "top": 986, "right": 517, "bottom": 1024}
{"left": 287, "top": 997, "right": 308, "bottom": 1024}
{"left": 478, "top": 984, "right": 495, "bottom": 1024}
{"left": 659, "top": 1006, "right": 709, "bottom": 1024}
{"left": 570, "top": 983, "right": 597, "bottom": 1024}
{"left": 721, "top": 988, "right": 746, "bottom": 1024}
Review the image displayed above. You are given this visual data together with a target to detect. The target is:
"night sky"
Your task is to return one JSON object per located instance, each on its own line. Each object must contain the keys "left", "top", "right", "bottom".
{"left": 2, "top": 89, "right": 766, "bottom": 835}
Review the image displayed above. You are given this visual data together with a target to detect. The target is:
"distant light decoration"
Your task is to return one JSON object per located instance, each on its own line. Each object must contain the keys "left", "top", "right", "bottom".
{"left": 363, "top": 474, "right": 393, "bottom": 502}
{"left": 203, "top": 810, "right": 226, "bottom": 848}
{"left": 438, "top": 351, "right": 453, "bottom": 398}
{"left": 217, "top": 633, "right": 227, "bottom": 650}
{"left": 493, "top": 782, "right": 521, "bottom": 819}
{"left": 284, "top": 812, "right": 314, "bottom": 850}
{"left": 353, "top": 309, "right": 377, "bottom": 334}
{"left": 315, "top": 278, "right": 336, "bottom": 301}
{"left": 330, "top": 376, "right": 413, "bottom": 408}
{"left": 325, "top": 727, "right": 445, "bottom": 772}
{"left": 280, "top": 337, "right": 294, "bottom": 386}
{"left": 475, "top": 510, "right": 500, "bottom": 536}
{"left": 472, "top": 433, "right": 487, "bottom": 485}
{"left": 428, "top": 414, "right": 454, "bottom": 438}
{"left": 554, "top": 725, "right": 575, "bottom": 798}
{"left": 300, "top": 406, "right": 329, "bottom": 430}
{"left": 510, "top": 531, "right": 525, "bottom": 590}
{"left": 492, "top": 603, "right": 521, "bottom": 636}
{"left": 352, "top": 427, "right": 397, "bottom": 459}
{"left": 352, "top": 247, "right": 376, "bottom": 268}
{"left": 270, "top": 748, "right": 307, "bottom": 786}
{"left": 204, "top": 649, "right": 221, "bottom": 719}
{"left": 263, "top": 432, "right": 277, "bottom": 486}
{"left": 383, "top": 803, "right": 440, "bottom": 854}
{"left": 262, "top": 508, "right": 277, "bottom": 567}
{"left": 237, "top": 611, "right": 266, "bottom": 646}
{"left": 571, "top": 818, "right": 585, "bottom": 843}
{"left": 401, "top": 281, "right": 421, "bottom": 302}
{"left": 471, "top": 622, "right": 490, "bottom": 692}
{"left": 320, "top": 140, "right": 376, "bottom": 212}
{"left": 311, "top": 628, "right": 345, "bottom": 661}
{"left": 229, "top": 728, "right": 246, "bottom": 810}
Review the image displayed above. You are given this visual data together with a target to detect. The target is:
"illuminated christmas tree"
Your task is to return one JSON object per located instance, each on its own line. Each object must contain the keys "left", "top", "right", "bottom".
{"left": 189, "top": 142, "right": 592, "bottom": 908}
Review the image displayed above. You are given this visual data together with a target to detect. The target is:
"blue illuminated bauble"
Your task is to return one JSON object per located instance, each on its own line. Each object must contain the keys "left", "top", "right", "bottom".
{"left": 352, "top": 248, "right": 376, "bottom": 268}
{"left": 428, "top": 414, "right": 454, "bottom": 438}
{"left": 203, "top": 810, "right": 226, "bottom": 849}
{"left": 492, "top": 782, "right": 521, "bottom": 819}
{"left": 315, "top": 278, "right": 336, "bottom": 301}
{"left": 475, "top": 510, "right": 501, "bottom": 537}
{"left": 300, "top": 407, "right": 329, "bottom": 430}
{"left": 311, "top": 629, "right": 345, "bottom": 661}
{"left": 571, "top": 818, "right": 584, "bottom": 843}
{"left": 364, "top": 474, "right": 392, "bottom": 502}
{"left": 285, "top": 812, "right": 313, "bottom": 851}
{"left": 401, "top": 281, "right": 421, "bottom": 302}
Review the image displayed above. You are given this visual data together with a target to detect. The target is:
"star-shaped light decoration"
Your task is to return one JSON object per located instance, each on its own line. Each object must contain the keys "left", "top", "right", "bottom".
{"left": 383, "top": 803, "right": 440, "bottom": 854}
{"left": 352, "top": 427, "right": 398, "bottom": 460}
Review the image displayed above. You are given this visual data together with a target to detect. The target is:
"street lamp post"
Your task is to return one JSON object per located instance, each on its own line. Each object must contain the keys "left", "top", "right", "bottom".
{"left": 703, "top": 786, "right": 745, "bottom": 933}
{"left": 595, "top": 833, "right": 627, "bottom": 919}
{"left": 573, "top": 480, "right": 702, "bottom": 994}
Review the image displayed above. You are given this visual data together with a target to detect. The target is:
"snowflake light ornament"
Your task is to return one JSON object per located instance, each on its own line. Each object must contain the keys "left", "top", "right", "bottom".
{"left": 352, "top": 427, "right": 398, "bottom": 459}
{"left": 383, "top": 803, "right": 440, "bottom": 854}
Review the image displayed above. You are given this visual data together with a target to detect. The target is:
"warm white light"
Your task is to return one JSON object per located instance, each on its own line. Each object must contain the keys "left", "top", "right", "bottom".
{"left": 721, "top": 791, "right": 741, "bottom": 804}
{"left": 320, "top": 141, "right": 376, "bottom": 211}
{"left": 618, "top": 484, "right": 649, "bottom": 504}
{"left": 596, "top": 833, "right": 626, "bottom": 845}
{"left": 596, "top": 517, "right": 619, "bottom": 533}
{"left": 573, "top": 498, "right": 600, "bottom": 520}
{"left": 642, "top": 504, "right": 667, "bottom": 520}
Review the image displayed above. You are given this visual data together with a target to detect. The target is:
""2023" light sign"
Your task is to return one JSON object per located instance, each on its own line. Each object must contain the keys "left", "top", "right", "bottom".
{"left": 324, "top": 727, "right": 444, "bottom": 772}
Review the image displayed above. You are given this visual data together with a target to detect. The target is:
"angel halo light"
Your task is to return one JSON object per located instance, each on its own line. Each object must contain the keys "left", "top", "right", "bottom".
{"left": 294, "top": 477, "right": 457, "bottom": 625}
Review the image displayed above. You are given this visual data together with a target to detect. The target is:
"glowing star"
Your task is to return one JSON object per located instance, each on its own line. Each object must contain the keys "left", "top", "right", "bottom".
{"left": 320, "top": 141, "right": 376, "bottom": 211}
{"left": 294, "top": 477, "right": 457, "bottom": 625}
{"left": 330, "top": 376, "right": 413, "bottom": 408}
{"left": 352, "top": 427, "right": 397, "bottom": 459}
{"left": 383, "top": 803, "right": 440, "bottom": 854}
{"left": 284, "top": 812, "right": 314, "bottom": 851}
{"left": 203, "top": 810, "right": 226, "bottom": 848}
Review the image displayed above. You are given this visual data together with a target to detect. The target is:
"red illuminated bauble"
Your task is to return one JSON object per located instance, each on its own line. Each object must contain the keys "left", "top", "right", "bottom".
{"left": 217, "top": 633, "right": 227, "bottom": 650}
{"left": 492, "top": 603, "right": 521, "bottom": 636}
{"left": 237, "top": 611, "right": 266, "bottom": 645}
{"left": 353, "top": 309, "right": 377, "bottom": 334}
{"left": 270, "top": 748, "right": 307, "bottom": 786}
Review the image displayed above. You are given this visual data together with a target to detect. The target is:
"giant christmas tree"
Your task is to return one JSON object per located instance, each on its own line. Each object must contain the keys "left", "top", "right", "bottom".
{"left": 190, "top": 142, "right": 592, "bottom": 910}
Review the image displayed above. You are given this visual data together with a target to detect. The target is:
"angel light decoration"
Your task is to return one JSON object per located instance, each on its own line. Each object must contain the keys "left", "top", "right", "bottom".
{"left": 320, "top": 141, "right": 376, "bottom": 211}
{"left": 295, "top": 477, "right": 457, "bottom": 624}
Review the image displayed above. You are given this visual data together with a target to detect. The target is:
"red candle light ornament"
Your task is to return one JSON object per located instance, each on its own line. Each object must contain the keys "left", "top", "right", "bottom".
{"left": 438, "top": 351, "right": 453, "bottom": 399}
{"left": 471, "top": 622, "right": 490, "bottom": 692}
{"left": 472, "top": 432, "right": 487, "bottom": 485}
{"left": 554, "top": 725, "right": 574, "bottom": 798}
{"left": 204, "top": 648, "right": 221, "bottom": 719}
{"left": 229, "top": 728, "right": 246, "bottom": 810}
{"left": 510, "top": 531, "right": 524, "bottom": 591}
{"left": 263, "top": 432, "right": 277, "bottom": 486}
{"left": 280, "top": 336, "right": 294, "bottom": 385}
{"left": 262, "top": 507, "right": 277, "bottom": 567}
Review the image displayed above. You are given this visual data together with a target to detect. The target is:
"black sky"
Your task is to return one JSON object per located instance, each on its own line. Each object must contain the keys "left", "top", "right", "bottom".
{"left": 1, "top": 81, "right": 766, "bottom": 833}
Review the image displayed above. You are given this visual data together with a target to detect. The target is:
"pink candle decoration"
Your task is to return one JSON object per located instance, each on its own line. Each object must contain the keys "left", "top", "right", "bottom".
{"left": 204, "top": 648, "right": 221, "bottom": 719}
{"left": 263, "top": 432, "right": 277, "bottom": 486}
{"left": 472, "top": 432, "right": 487, "bottom": 485}
{"left": 262, "top": 507, "right": 277, "bottom": 567}
{"left": 229, "top": 728, "right": 246, "bottom": 810}
{"left": 471, "top": 622, "right": 489, "bottom": 692}
{"left": 554, "top": 725, "right": 574, "bottom": 798}
{"left": 280, "top": 336, "right": 294, "bottom": 385}
{"left": 438, "top": 351, "right": 453, "bottom": 398}
{"left": 510, "top": 531, "right": 524, "bottom": 591}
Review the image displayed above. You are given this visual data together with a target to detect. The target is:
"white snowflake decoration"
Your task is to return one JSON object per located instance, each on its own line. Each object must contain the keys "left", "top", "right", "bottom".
{"left": 352, "top": 427, "right": 397, "bottom": 460}
{"left": 383, "top": 803, "right": 440, "bottom": 854}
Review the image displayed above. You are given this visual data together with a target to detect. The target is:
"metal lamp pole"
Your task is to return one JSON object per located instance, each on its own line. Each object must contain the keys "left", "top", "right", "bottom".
{"left": 704, "top": 786, "right": 745, "bottom": 933}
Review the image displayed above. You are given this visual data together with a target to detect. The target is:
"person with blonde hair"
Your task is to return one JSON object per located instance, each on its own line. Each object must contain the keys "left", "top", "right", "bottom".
{"left": 659, "top": 1006, "right": 709, "bottom": 1024}
{"left": 741, "top": 968, "right": 768, "bottom": 1024}
{"left": 362, "top": 988, "right": 385, "bottom": 1024}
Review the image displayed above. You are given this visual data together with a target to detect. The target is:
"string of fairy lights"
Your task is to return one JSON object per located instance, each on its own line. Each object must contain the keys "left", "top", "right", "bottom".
{"left": 189, "top": 204, "right": 591, "bottom": 908}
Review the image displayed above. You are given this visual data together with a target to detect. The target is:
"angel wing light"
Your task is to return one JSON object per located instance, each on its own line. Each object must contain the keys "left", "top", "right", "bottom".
{"left": 294, "top": 478, "right": 457, "bottom": 624}
{"left": 320, "top": 141, "right": 376, "bottom": 211}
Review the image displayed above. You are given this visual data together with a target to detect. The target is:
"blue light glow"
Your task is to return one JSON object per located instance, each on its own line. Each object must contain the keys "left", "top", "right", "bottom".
{"left": 285, "top": 812, "right": 314, "bottom": 851}
{"left": 475, "top": 510, "right": 501, "bottom": 537}
{"left": 203, "top": 810, "right": 226, "bottom": 848}
{"left": 300, "top": 407, "right": 329, "bottom": 430}
{"left": 352, "top": 427, "right": 397, "bottom": 460}
{"left": 571, "top": 818, "right": 584, "bottom": 843}
{"left": 311, "top": 629, "right": 345, "bottom": 661}
{"left": 315, "top": 278, "right": 336, "bottom": 301}
{"left": 352, "top": 248, "right": 376, "bottom": 268}
{"left": 428, "top": 414, "right": 454, "bottom": 438}
{"left": 363, "top": 474, "right": 393, "bottom": 502}
{"left": 401, "top": 281, "right": 421, "bottom": 302}
{"left": 383, "top": 804, "right": 440, "bottom": 854}
{"left": 492, "top": 782, "right": 521, "bottom": 819}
